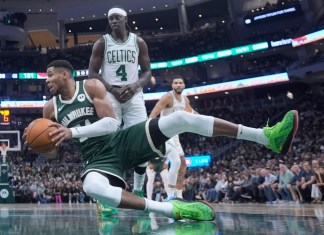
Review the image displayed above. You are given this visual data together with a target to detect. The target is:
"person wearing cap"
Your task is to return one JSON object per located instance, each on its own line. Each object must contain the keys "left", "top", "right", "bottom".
{"left": 88, "top": 6, "right": 151, "bottom": 217}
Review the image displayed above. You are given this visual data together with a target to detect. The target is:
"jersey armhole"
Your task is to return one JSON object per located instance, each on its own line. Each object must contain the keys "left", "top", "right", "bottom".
{"left": 134, "top": 33, "right": 139, "bottom": 53}
{"left": 53, "top": 97, "right": 58, "bottom": 121}
{"left": 83, "top": 80, "right": 93, "bottom": 104}
{"left": 103, "top": 35, "right": 108, "bottom": 58}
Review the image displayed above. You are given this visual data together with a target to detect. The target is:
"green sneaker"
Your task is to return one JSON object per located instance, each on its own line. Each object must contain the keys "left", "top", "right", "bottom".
{"left": 169, "top": 198, "right": 215, "bottom": 221}
{"left": 263, "top": 110, "right": 299, "bottom": 154}
{"left": 133, "top": 190, "right": 144, "bottom": 198}
{"left": 96, "top": 201, "right": 119, "bottom": 218}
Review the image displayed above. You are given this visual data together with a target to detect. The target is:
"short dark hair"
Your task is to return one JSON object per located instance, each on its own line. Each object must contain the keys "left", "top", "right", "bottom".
{"left": 47, "top": 60, "right": 74, "bottom": 73}
{"left": 172, "top": 75, "right": 184, "bottom": 82}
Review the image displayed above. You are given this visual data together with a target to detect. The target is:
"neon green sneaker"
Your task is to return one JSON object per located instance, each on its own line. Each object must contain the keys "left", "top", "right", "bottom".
{"left": 169, "top": 198, "right": 215, "bottom": 221}
{"left": 96, "top": 201, "right": 119, "bottom": 218}
{"left": 133, "top": 190, "right": 144, "bottom": 198}
{"left": 263, "top": 110, "right": 299, "bottom": 154}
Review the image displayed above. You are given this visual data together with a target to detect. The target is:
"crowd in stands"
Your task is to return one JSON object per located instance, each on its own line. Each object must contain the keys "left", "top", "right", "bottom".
{"left": 0, "top": 15, "right": 285, "bottom": 72}
{"left": 297, "top": 50, "right": 324, "bottom": 68}
{"left": 230, "top": 54, "right": 292, "bottom": 79}
{"left": 2, "top": 85, "right": 323, "bottom": 205}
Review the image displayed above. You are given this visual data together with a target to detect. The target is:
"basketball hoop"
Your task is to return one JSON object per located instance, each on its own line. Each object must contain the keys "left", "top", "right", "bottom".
{"left": 0, "top": 144, "right": 8, "bottom": 157}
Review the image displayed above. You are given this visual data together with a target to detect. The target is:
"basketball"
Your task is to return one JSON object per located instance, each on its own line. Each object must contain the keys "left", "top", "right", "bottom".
{"left": 25, "top": 118, "right": 58, "bottom": 153}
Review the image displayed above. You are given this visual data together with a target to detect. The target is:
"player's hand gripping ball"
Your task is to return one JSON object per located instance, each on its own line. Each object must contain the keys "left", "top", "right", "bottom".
{"left": 25, "top": 118, "right": 58, "bottom": 154}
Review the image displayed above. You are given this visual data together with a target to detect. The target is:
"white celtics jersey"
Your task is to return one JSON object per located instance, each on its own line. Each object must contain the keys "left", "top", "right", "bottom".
{"left": 101, "top": 32, "right": 139, "bottom": 86}
{"left": 161, "top": 91, "right": 186, "bottom": 117}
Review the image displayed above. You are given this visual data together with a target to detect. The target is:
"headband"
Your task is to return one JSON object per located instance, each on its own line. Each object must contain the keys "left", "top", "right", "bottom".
{"left": 108, "top": 8, "right": 127, "bottom": 17}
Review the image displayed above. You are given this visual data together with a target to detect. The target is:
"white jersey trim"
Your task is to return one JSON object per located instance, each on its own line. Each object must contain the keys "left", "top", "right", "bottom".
{"left": 145, "top": 119, "right": 164, "bottom": 158}
{"left": 59, "top": 81, "right": 79, "bottom": 104}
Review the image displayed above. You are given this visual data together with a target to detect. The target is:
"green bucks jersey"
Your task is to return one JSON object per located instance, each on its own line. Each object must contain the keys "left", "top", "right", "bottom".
{"left": 54, "top": 80, "right": 106, "bottom": 159}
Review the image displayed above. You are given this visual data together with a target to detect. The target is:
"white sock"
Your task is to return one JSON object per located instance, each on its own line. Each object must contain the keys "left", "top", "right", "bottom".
{"left": 176, "top": 189, "right": 183, "bottom": 199}
{"left": 237, "top": 124, "right": 269, "bottom": 145}
{"left": 144, "top": 198, "right": 173, "bottom": 218}
{"left": 133, "top": 172, "right": 145, "bottom": 191}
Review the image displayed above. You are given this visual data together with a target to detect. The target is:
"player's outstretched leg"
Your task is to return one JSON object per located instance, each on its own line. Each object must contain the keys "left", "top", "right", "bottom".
{"left": 84, "top": 172, "right": 215, "bottom": 221}
{"left": 157, "top": 110, "right": 299, "bottom": 155}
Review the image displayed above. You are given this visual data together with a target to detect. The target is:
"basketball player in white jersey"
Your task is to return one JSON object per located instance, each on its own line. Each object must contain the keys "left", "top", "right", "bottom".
{"left": 149, "top": 76, "right": 196, "bottom": 199}
{"left": 88, "top": 6, "right": 151, "bottom": 216}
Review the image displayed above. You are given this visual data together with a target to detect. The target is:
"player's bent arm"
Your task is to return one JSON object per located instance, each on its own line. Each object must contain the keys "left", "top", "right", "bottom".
{"left": 137, "top": 37, "right": 152, "bottom": 88}
{"left": 69, "top": 79, "right": 119, "bottom": 138}
{"left": 185, "top": 97, "right": 198, "bottom": 114}
{"left": 84, "top": 79, "right": 116, "bottom": 119}
{"left": 88, "top": 38, "right": 112, "bottom": 91}
{"left": 149, "top": 94, "right": 172, "bottom": 118}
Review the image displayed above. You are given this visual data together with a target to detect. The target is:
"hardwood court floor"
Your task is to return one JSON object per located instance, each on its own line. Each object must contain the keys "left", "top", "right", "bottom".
{"left": 1, "top": 202, "right": 324, "bottom": 235}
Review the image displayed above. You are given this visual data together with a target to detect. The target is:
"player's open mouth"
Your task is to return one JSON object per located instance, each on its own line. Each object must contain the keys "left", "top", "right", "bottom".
{"left": 48, "top": 85, "right": 54, "bottom": 92}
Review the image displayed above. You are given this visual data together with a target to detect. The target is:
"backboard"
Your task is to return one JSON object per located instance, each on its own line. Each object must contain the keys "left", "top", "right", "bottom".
{"left": 0, "top": 131, "right": 21, "bottom": 152}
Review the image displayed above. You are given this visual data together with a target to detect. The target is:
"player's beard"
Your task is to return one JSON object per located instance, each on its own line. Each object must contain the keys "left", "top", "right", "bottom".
{"left": 173, "top": 88, "right": 183, "bottom": 95}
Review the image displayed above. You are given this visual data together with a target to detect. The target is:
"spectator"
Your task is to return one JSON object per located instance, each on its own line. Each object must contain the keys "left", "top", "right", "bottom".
{"left": 278, "top": 164, "right": 294, "bottom": 202}
{"left": 259, "top": 169, "right": 277, "bottom": 203}
{"left": 287, "top": 164, "right": 304, "bottom": 203}
{"left": 311, "top": 165, "right": 324, "bottom": 203}
{"left": 299, "top": 162, "right": 315, "bottom": 203}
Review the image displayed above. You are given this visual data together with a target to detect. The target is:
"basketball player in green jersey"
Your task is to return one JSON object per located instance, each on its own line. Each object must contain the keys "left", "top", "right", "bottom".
{"left": 88, "top": 6, "right": 150, "bottom": 216}
{"left": 34, "top": 60, "right": 298, "bottom": 222}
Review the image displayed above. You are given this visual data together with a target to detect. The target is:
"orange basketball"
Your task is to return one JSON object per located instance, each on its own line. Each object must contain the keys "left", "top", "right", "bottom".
{"left": 25, "top": 118, "right": 58, "bottom": 153}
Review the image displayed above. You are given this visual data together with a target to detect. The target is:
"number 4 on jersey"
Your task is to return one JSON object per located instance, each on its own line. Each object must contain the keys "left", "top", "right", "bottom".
{"left": 116, "top": 65, "right": 127, "bottom": 81}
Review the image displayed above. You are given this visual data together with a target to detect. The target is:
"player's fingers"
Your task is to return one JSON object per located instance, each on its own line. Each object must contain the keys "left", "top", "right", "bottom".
{"left": 51, "top": 131, "right": 64, "bottom": 145}
{"left": 48, "top": 122, "right": 60, "bottom": 128}
{"left": 120, "top": 88, "right": 131, "bottom": 96}
{"left": 54, "top": 135, "right": 64, "bottom": 147}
